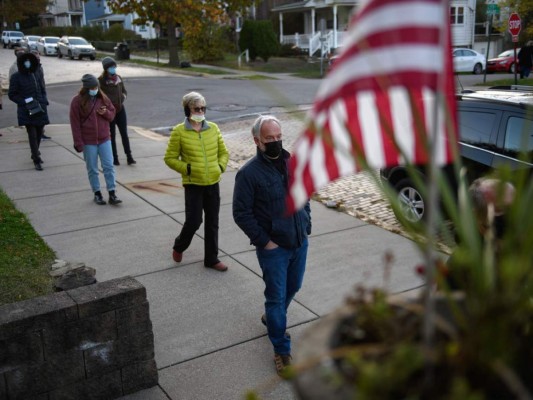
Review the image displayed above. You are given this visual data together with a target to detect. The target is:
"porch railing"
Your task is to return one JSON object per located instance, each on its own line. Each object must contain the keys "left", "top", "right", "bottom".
{"left": 282, "top": 30, "right": 343, "bottom": 55}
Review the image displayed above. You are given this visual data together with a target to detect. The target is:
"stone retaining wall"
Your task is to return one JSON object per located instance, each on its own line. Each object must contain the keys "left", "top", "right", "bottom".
{"left": 0, "top": 276, "right": 158, "bottom": 400}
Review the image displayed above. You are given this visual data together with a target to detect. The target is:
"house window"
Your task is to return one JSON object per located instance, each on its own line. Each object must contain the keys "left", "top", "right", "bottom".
{"left": 450, "top": 6, "right": 464, "bottom": 25}
{"left": 139, "top": 25, "right": 147, "bottom": 32}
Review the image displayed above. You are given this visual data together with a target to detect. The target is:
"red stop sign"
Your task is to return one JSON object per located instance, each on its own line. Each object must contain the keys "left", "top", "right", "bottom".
{"left": 509, "top": 12, "right": 521, "bottom": 36}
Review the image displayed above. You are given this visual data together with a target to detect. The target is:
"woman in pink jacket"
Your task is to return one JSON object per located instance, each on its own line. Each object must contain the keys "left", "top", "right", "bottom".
{"left": 69, "top": 74, "right": 122, "bottom": 205}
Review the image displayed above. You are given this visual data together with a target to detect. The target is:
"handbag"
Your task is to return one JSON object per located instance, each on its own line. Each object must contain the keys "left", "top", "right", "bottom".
{"left": 26, "top": 99, "right": 44, "bottom": 116}
{"left": 25, "top": 74, "right": 45, "bottom": 116}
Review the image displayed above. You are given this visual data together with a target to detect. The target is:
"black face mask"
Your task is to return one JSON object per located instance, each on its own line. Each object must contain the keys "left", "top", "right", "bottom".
{"left": 262, "top": 140, "right": 283, "bottom": 159}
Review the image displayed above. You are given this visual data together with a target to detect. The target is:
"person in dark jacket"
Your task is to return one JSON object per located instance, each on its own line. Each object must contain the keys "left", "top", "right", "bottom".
{"left": 233, "top": 115, "right": 312, "bottom": 376}
{"left": 69, "top": 74, "right": 122, "bottom": 206}
{"left": 518, "top": 41, "right": 533, "bottom": 79}
{"left": 98, "top": 57, "right": 135, "bottom": 166}
{"left": 8, "top": 52, "right": 49, "bottom": 171}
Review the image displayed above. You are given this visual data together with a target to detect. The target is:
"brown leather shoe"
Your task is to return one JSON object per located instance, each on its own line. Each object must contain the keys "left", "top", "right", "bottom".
{"left": 172, "top": 250, "right": 183, "bottom": 263}
{"left": 206, "top": 262, "right": 228, "bottom": 272}
{"left": 274, "top": 353, "right": 292, "bottom": 376}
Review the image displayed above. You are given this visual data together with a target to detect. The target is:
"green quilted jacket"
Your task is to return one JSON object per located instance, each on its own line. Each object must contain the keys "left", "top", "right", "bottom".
{"left": 164, "top": 119, "right": 229, "bottom": 186}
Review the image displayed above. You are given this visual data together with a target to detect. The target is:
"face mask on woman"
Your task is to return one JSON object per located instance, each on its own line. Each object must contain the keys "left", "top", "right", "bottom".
{"left": 190, "top": 114, "right": 205, "bottom": 123}
{"left": 24, "top": 60, "right": 31, "bottom": 69}
{"left": 108, "top": 67, "right": 116, "bottom": 75}
{"left": 89, "top": 88, "right": 98, "bottom": 97}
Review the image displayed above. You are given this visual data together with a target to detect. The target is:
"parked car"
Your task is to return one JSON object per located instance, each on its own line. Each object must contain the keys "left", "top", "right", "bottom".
{"left": 452, "top": 48, "right": 486, "bottom": 75}
{"left": 487, "top": 49, "right": 520, "bottom": 74}
{"left": 1, "top": 30, "right": 24, "bottom": 49}
{"left": 36, "top": 36, "right": 60, "bottom": 56}
{"left": 57, "top": 36, "right": 96, "bottom": 60}
{"left": 380, "top": 87, "right": 533, "bottom": 222}
{"left": 20, "top": 35, "right": 41, "bottom": 52}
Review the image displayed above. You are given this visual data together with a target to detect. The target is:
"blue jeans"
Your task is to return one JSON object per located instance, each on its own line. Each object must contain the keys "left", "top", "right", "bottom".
{"left": 83, "top": 140, "right": 116, "bottom": 193}
{"left": 256, "top": 238, "right": 308, "bottom": 355}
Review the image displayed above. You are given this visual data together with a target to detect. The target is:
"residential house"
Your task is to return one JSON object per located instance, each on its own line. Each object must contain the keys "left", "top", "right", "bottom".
{"left": 450, "top": 0, "right": 476, "bottom": 48}
{"left": 84, "top": 0, "right": 156, "bottom": 39}
{"left": 270, "top": 0, "right": 478, "bottom": 57}
{"left": 39, "top": 0, "right": 84, "bottom": 27}
{"left": 272, "top": 0, "right": 355, "bottom": 56}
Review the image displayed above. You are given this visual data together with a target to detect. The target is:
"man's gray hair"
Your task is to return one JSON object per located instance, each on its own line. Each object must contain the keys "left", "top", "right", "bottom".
{"left": 251, "top": 115, "right": 281, "bottom": 138}
{"left": 182, "top": 91, "right": 206, "bottom": 108}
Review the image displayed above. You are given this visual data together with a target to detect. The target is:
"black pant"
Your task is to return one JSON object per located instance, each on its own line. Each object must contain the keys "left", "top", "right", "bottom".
{"left": 110, "top": 107, "right": 132, "bottom": 160}
{"left": 26, "top": 125, "right": 44, "bottom": 162}
{"left": 173, "top": 183, "right": 221, "bottom": 267}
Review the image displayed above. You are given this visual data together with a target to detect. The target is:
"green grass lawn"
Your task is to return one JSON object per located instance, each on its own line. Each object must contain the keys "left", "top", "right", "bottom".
{"left": 122, "top": 50, "right": 325, "bottom": 79}
{"left": 0, "top": 189, "right": 55, "bottom": 306}
{"left": 475, "top": 75, "right": 533, "bottom": 86}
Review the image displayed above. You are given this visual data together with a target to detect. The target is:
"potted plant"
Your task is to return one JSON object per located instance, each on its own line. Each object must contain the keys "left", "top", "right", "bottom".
{"left": 289, "top": 165, "right": 533, "bottom": 399}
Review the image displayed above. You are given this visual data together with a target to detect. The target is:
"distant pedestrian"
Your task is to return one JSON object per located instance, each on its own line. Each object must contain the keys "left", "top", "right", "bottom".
{"left": 0, "top": 74, "right": 3, "bottom": 136}
{"left": 232, "top": 115, "right": 312, "bottom": 376}
{"left": 98, "top": 57, "right": 135, "bottom": 166}
{"left": 518, "top": 41, "right": 533, "bottom": 78}
{"left": 164, "top": 91, "right": 229, "bottom": 271}
{"left": 9, "top": 48, "right": 26, "bottom": 80}
{"left": 69, "top": 74, "right": 122, "bottom": 206}
{"left": 31, "top": 50, "right": 51, "bottom": 140}
{"left": 8, "top": 52, "right": 49, "bottom": 171}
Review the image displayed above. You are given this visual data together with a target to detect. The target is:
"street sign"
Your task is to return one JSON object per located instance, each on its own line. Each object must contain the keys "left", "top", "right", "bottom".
{"left": 508, "top": 12, "right": 521, "bottom": 37}
{"left": 487, "top": 4, "right": 500, "bottom": 15}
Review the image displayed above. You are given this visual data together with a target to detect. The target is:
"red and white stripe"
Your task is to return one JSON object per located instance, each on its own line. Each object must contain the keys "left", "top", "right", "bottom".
{"left": 287, "top": 0, "right": 458, "bottom": 213}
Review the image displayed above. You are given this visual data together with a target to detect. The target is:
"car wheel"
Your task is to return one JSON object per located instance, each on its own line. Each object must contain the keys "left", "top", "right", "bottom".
{"left": 2, "top": 42, "right": 6, "bottom": 49}
{"left": 394, "top": 178, "right": 425, "bottom": 223}
{"left": 90, "top": 56, "right": 95, "bottom": 60}
{"left": 473, "top": 63, "right": 482, "bottom": 75}
{"left": 509, "top": 63, "right": 516, "bottom": 74}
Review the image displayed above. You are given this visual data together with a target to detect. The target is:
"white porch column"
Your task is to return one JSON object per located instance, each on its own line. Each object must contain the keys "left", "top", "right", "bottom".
{"left": 311, "top": 8, "right": 315, "bottom": 36}
{"left": 279, "top": 12, "right": 284, "bottom": 44}
{"left": 333, "top": 5, "right": 338, "bottom": 48}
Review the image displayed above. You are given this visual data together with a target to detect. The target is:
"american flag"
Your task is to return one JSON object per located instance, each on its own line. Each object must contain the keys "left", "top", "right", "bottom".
{"left": 287, "top": 0, "right": 458, "bottom": 213}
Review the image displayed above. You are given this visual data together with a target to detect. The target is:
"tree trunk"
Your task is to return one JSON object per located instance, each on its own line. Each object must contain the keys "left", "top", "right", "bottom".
{"left": 166, "top": 20, "right": 180, "bottom": 67}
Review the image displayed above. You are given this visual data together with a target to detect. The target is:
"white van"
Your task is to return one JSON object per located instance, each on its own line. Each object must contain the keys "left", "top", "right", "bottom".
{"left": 2, "top": 31, "right": 24, "bottom": 49}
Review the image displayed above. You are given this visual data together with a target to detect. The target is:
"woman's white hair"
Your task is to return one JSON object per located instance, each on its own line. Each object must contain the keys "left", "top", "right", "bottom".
{"left": 182, "top": 91, "right": 206, "bottom": 108}
{"left": 251, "top": 115, "right": 281, "bottom": 138}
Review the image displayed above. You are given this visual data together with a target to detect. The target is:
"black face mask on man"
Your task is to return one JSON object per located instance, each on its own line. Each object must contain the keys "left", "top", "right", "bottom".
{"left": 262, "top": 140, "right": 283, "bottom": 159}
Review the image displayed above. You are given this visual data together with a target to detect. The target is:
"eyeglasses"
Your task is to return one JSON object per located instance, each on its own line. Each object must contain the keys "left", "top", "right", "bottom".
{"left": 193, "top": 106, "right": 206, "bottom": 113}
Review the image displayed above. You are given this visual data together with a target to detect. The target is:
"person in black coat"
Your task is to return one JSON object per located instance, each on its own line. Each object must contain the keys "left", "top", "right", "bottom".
{"left": 518, "top": 41, "right": 533, "bottom": 79}
{"left": 8, "top": 52, "right": 50, "bottom": 171}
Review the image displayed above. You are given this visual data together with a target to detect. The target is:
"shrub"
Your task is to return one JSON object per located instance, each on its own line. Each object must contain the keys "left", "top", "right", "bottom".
{"left": 238, "top": 20, "right": 279, "bottom": 62}
{"left": 184, "top": 24, "right": 229, "bottom": 62}
{"left": 103, "top": 24, "right": 140, "bottom": 42}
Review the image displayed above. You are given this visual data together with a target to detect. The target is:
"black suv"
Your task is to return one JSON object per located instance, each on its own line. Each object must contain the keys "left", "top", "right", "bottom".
{"left": 381, "top": 87, "right": 533, "bottom": 222}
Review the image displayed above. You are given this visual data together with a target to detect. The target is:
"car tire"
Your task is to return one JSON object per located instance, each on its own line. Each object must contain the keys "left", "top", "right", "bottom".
{"left": 394, "top": 178, "right": 426, "bottom": 223}
{"left": 509, "top": 63, "right": 516, "bottom": 74}
{"left": 473, "top": 63, "right": 483, "bottom": 75}
{"left": 90, "top": 56, "right": 95, "bottom": 60}
{"left": 2, "top": 42, "right": 6, "bottom": 49}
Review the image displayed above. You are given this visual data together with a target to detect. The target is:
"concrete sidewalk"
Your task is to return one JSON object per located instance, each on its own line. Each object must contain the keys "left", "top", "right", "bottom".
{"left": 0, "top": 124, "right": 425, "bottom": 400}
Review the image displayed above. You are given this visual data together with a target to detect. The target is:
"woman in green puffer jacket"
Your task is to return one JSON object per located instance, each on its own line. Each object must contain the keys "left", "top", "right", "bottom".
{"left": 164, "top": 91, "right": 229, "bottom": 272}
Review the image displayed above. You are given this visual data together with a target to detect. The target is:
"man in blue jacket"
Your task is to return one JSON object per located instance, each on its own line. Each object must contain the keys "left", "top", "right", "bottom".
{"left": 233, "top": 115, "right": 311, "bottom": 375}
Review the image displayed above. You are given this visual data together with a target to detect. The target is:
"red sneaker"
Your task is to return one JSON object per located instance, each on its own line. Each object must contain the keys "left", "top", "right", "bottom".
{"left": 172, "top": 250, "right": 183, "bottom": 263}
{"left": 206, "top": 262, "right": 228, "bottom": 272}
